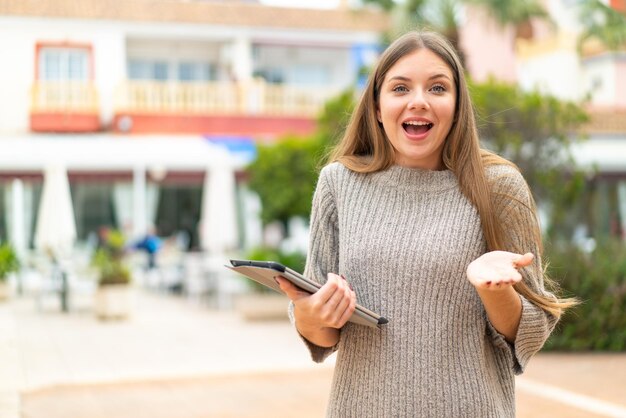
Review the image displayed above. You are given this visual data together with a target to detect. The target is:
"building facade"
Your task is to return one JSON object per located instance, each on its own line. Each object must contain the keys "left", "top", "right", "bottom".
{"left": 0, "top": 0, "right": 387, "bottom": 254}
{"left": 1, "top": 0, "right": 623, "bottom": 256}
{"left": 461, "top": 0, "right": 626, "bottom": 241}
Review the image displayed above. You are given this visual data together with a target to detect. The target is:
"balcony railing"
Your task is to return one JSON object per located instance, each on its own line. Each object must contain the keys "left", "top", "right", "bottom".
{"left": 31, "top": 81, "right": 99, "bottom": 112}
{"left": 115, "top": 80, "right": 339, "bottom": 117}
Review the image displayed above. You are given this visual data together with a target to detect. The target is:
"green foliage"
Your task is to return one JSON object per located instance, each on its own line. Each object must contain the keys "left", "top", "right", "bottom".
{"left": 544, "top": 240, "right": 626, "bottom": 351}
{"left": 91, "top": 229, "right": 131, "bottom": 286}
{"left": 470, "top": 78, "right": 589, "bottom": 239}
{"left": 0, "top": 243, "right": 20, "bottom": 282}
{"left": 105, "top": 229, "right": 126, "bottom": 252}
{"left": 247, "top": 136, "right": 322, "bottom": 227}
{"left": 464, "top": 0, "right": 549, "bottom": 27}
{"left": 363, "top": 0, "right": 549, "bottom": 47}
{"left": 384, "top": 0, "right": 462, "bottom": 47}
{"left": 578, "top": 0, "right": 626, "bottom": 52}
{"left": 316, "top": 88, "right": 356, "bottom": 149}
{"left": 361, "top": 0, "right": 396, "bottom": 12}
{"left": 246, "top": 246, "right": 307, "bottom": 274}
{"left": 91, "top": 248, "right": 132, "bottom": 286}
{"left": 244, "top": 246, "right": 307, "bottom": 293}
{"left": 247, "top": 90, "right": 357, "bottom": 228}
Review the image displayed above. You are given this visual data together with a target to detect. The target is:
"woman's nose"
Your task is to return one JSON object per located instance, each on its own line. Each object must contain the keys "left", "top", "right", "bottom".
{"left": 407, "top": 91, "right": 429, "bottom": 110}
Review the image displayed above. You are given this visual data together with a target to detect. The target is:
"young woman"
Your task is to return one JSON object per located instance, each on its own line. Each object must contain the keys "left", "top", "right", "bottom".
{"left": 276, "top": 30, "right": 575, "bottom": 417}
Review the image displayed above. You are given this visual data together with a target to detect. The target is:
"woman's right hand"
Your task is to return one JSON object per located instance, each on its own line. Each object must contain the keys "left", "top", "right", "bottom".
{"left": 276, "top": 273, "right": 356, "bottom": 346}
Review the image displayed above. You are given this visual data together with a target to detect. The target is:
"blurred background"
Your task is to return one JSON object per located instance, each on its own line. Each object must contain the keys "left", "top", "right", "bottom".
{"left": 0, "top": 0, "right": 625, "bottom": 417}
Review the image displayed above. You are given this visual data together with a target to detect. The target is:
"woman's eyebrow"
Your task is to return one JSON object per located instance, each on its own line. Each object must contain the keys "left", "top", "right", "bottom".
{"left": 386, "top": 73, "right": 452, "bottom": 83}
{"left": 428, "top": 73, "right": 452, "bottom": 81}
{"left": 387, "top": 75, "right": 411, "bottom": 83}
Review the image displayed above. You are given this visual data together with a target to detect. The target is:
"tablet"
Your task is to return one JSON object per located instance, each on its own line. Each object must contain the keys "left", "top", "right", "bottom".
{"left": 227, "top": 259, "right": 388, "bottom": 329}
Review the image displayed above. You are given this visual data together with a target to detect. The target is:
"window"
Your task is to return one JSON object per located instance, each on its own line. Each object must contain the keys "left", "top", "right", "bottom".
{"left": 178, "top": 62, "right": 214, "bottom": 81}
{"left": 253, "top": 68, "right": 285, "bottom": 84}
{"left": 38, "top": 47, "right": 90, "bottom": 81}
{"left": 128, "top": 60, "right": 170, "bottom": 80}
{"left": 71, "top": 183, "right": 117, "bottom": 240}
{"left": 292, "top": 65, "right": 330, "bottom": 85}
{"left": 154, "top": 62, "right": 168, "bottom": 81}
{"left": 128, "top": 60, "right": 215, "bottom": 81}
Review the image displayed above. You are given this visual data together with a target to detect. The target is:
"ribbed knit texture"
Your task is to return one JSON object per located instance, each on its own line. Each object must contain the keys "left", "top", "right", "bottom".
{"left": 292, "top": 162, "right": 558, "bottom": 418}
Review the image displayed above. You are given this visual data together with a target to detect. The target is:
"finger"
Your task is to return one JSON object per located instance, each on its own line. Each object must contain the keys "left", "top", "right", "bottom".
{"left": 275, "top": 276, "right": 309, "bottom": 301}
{"left": 324, "top": 275, "right": 348, "bottom": 313}
{"left": 339, "top": 292, "right": 357, "bottom": 325}
{"left": 315, "top": 273, "right": 343, "bottom": 304}
{"left": 511, "top": 270, "right": 523, "bottom": 283}
{"left": 513, "top": 252, "right": 534, "bottom": 268}
{"left": 333, "top": 277, "right": 356, "bottom": 321}
{"left": 331, "top": 286, "right": 353, "bottom": 320}
{"left": 493, "top": 271, "right": 522, "bottom": 287}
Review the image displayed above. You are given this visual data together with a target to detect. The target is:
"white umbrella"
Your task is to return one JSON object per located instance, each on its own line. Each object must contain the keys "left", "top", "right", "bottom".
{"left": 200, "top": 163, "right": 238, "bottom": 255}
{"left": 9, "top": 178, "right": 27, "bottom": 257}
{"left": 35, "top": 164, "right": 77, "bottom": 257}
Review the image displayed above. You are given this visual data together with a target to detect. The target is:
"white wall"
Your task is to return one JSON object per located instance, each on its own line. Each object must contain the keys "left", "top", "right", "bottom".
{"left": 0, "top": 15, "right": 379, "bottom": 135}
{"left": 0, "top": 17, "right": 130, "bottom": 133}
{"left": 582, "top": 54, "right": 617, "bottom": 106}
{"left": 517, "top": 48, "right": 584, "bottom": 101}
{"left": 93, "top": 29, "right": 126, "bottom": 127}
{"left": 0, "top": 18, "right": 36, "bottom": 133}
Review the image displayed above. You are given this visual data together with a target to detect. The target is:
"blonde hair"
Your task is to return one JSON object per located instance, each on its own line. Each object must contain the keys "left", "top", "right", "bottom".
{"left": 329, "top": 30, "right": 575, "bottom": 318}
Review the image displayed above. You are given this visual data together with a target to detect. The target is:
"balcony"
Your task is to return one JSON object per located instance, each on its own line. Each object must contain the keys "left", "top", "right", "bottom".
{"left": 30, "top": 81, "right": 100, "bottom": 133}
{"left": 113, "top": 80, "right": 338, "bottom": 136}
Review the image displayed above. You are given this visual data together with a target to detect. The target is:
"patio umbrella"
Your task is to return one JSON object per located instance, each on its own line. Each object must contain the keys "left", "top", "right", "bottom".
{"left": 199, "top": 162, "right": 238, "bottom": 255}
{"left": 9, "top": 178, "right": 27, "bottom": 257}
{"left": 34, "top": 164, "right": 76, "bottom": 312}
{"left": 35, "top": 164, "right": 77, "bottom": 257}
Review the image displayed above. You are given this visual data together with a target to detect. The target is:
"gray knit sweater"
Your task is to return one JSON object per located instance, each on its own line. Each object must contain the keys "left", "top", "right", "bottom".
{"left": 294, "top": 162, "right": 557, "bottom": 418}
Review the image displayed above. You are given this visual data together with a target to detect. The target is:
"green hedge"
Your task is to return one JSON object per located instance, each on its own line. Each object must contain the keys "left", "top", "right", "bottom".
{"left": 544, "top": 240, "right": 626, "bottom": 351}
{"left": 243, "top": 246, "right": 307, "bottom": 293}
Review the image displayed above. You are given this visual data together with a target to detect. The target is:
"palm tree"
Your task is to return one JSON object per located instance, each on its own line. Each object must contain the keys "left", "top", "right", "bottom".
{"left": 464, "top": 0, "right": 549, "bottom": 39}
{"left": 360, "top": 0, "right": 549, "bottom": 56}
{"left": 577, "top": 0, "right": 626, "bottom": 52}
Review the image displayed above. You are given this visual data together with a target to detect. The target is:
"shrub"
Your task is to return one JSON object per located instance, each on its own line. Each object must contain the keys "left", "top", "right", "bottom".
{"left": 244, "top": 246, "right": 307, "bottom": 293}
{"left": 544, "top": 240, "right": 626, "bottom": 351}
{"left": 0, "top": 243, "right": 20, "bottom": 282}
{"left": 91, "top": 229, "right": 131, "bottom": 286}
{"left": 92, "top": 248, "right": 132, "bottom": 286}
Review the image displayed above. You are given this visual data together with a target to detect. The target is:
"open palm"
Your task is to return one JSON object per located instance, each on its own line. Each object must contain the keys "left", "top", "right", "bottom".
{"left": 466, "top": 250, "right": 534, "bottom": 290}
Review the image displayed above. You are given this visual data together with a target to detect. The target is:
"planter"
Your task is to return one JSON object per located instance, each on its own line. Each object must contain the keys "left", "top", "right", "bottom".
{"left": 94, "top": 284, "right": 134, "bottom": 320}
{"left": 234, "top": 293, "right": 289, "bottom": 321}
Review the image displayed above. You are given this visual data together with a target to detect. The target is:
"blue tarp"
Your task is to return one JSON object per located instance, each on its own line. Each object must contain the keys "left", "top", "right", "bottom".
{"left": 204, "top": 136, "right": 257, "bottom": 163}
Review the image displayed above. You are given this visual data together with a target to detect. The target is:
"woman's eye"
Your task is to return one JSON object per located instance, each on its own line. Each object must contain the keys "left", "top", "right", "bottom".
{"left": 392, "top": 85, "right": 409, "bottom": 93}
{"left": 431, "top": 84, "right": 446, "bottom": 93}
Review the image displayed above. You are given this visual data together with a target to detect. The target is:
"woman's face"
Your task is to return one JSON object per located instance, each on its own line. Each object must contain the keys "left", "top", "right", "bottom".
{"left": 377, "top": 48, "right": 456, "bottom": 170}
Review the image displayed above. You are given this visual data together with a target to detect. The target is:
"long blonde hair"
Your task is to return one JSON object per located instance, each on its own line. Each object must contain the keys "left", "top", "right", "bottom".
{"left": 329, "top": 31, "right": 575, "bottom": 318}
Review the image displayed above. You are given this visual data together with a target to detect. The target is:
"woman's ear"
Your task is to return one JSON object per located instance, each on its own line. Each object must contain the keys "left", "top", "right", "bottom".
{"left": 376, "top": 108, "right": 382, "bottom": 123}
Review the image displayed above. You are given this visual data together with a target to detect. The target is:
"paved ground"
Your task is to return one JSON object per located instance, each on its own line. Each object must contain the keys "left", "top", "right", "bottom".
{"left": 4, "top": 289, "right": 626, "bottom": 418}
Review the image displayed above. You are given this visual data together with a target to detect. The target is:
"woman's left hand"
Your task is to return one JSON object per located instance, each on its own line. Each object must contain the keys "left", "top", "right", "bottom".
{"left": 466, "top": 251, "right": 534, "bottom": 291}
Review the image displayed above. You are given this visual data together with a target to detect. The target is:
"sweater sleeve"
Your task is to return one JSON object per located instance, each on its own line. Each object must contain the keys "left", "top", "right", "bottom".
{"left": 289, "top": 164, "right": 341, "bottom": 363}
{"left": 486, "top": 165, "right": 559, "bottom": 374}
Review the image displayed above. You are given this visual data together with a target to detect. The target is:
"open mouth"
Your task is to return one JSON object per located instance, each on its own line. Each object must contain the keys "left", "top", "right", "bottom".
{"left": 403, "top": 120, "right": 433, "bottom": 136}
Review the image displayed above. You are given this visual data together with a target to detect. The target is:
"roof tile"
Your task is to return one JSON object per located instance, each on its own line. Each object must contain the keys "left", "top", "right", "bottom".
{"left": 0, "top": 0, "right": 390, "bottom": 32}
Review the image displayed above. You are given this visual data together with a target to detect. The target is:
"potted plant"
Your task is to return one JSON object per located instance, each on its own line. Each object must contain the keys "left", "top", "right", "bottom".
{"left": 0, "top": 243, "right": 20, "bottom": 301}
{"left": 92, "top": 229, "right": 133, "bottom": 319}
